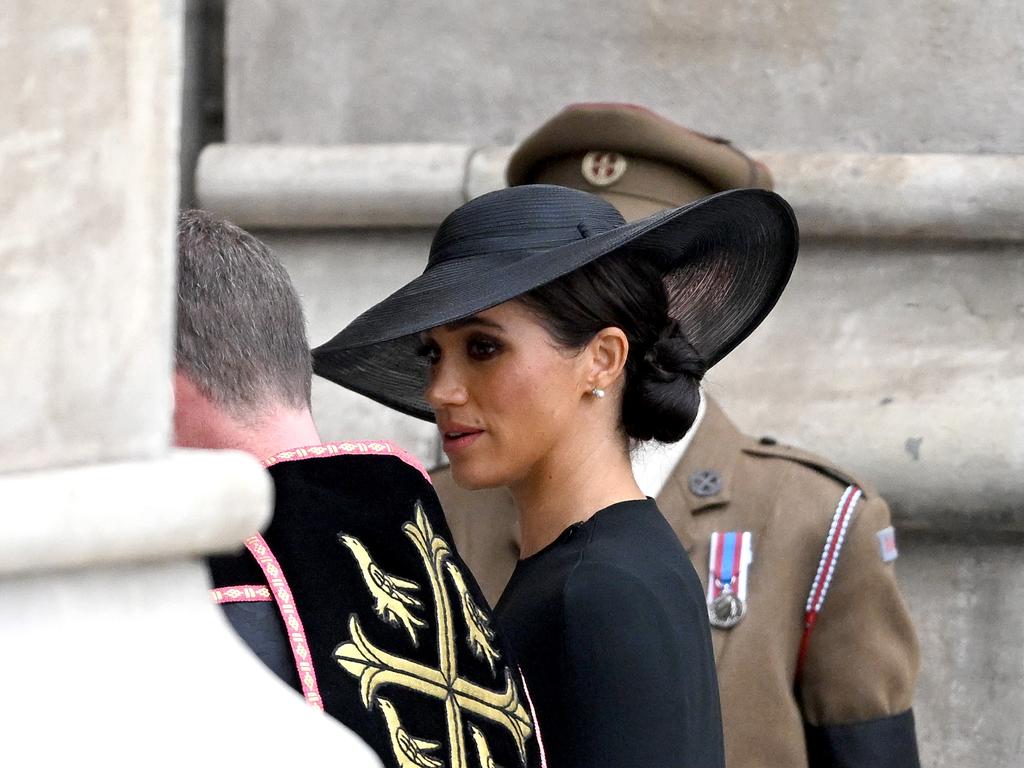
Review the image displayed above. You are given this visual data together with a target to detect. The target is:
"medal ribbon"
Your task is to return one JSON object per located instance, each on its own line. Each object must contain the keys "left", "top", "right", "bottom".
{"left": 707, "top": 531, "right": 752, "bottom": 603}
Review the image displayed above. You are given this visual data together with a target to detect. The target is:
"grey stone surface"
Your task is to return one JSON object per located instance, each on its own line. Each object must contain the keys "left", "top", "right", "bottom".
{"left": 761, "top": 152, "right": 1024, "bottom": 242}
{"left": 200, "top": 143, "right": 1024, "bottom": 241}
{"left": 0, "top": 449, "right": 271, "bottom": 577}
{"left": 465, "top": 146, "right": 513, "bottom": 200}
{"left": 180, "top": 0, "right": 225, "bottom": 207}
{"left": 898, "top": 534, "right": 1024, "bottom": 767}
{"left": 710, "top": 239, "right": 1024, "bottom": 531}
{"left": 2, "top": 2, "right": 378, "bottom": 763}
{"left": 227, "top": 0, "right": 1024, "bottom": 153}
{"left": 199, "top": 143, "right": 471, "bottom": 228}
{"left": 3, "top": 559, "right": 381, "bottom": 765}
{"left": 0, "top": 2, "right": 182, "bottom": 473}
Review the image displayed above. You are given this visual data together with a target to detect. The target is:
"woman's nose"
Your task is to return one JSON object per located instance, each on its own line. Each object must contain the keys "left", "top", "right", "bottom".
{"left": 424, "top": 360, "right": 469, "bottom": 410}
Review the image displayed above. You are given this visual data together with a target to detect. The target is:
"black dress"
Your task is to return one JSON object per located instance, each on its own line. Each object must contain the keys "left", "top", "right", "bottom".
{"left": 495, "top": 498, "right": 725, "bottom": 768}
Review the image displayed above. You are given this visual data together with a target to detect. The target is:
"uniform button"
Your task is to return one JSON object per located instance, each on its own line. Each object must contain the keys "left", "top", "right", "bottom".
{"left": 759, "top": 436, "right": 777, "bottom": 446}
{"left": 689, "top": 469, "right": 722, "bottom": 497}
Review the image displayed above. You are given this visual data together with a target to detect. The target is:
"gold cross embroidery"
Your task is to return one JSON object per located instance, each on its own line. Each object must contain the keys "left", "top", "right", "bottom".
{"left": 336, "top": 502, "right": 532, "bottom": 768}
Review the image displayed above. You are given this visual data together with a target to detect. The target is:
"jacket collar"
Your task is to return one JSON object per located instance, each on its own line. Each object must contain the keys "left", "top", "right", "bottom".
{"left": 656, "top": 396, "right": 745, "bottom": 551}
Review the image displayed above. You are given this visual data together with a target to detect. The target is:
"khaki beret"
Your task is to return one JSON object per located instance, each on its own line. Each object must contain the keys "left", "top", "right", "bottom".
{"left": 506, "top": 102, "right": 773, "bottom": 221}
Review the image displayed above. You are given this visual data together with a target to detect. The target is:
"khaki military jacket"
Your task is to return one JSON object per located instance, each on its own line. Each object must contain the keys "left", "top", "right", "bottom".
{"left": 432, "top": 397, "right": 920, "bottom": 768}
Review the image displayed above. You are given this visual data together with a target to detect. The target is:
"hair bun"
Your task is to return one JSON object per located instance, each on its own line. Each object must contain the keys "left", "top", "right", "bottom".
{"left": 623, "top": 320, "right": 706, "bottom": 443}
{"left": 643, "top": 320, "right": 707, "bottom": 383}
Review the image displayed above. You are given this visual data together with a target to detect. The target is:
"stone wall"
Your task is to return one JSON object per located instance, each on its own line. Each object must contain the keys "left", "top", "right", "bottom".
{"left": 2, "top": 2, "right": 180, "bottom": 473}
{"left": 226, "top": 0, "right": 1024, "bottom": 153}
{"left": 1, "top": 3, "right": 377, "bottom": 762}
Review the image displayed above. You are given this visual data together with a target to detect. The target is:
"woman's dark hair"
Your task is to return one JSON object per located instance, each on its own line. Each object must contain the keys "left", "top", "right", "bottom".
{"left": 517, "top": 250, "right": 706, "bottom": 443}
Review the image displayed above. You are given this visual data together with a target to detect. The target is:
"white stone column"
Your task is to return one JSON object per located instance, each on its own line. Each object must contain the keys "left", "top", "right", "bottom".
{"left": 0, "top": 4, "right": 378, "bottom": 763}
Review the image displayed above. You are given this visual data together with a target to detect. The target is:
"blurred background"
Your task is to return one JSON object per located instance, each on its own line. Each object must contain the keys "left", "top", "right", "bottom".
{"left": 3, "top": 1, "right": 1021, "bottom": 764}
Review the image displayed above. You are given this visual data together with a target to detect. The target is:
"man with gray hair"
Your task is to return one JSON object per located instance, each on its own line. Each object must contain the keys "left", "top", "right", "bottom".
{"left": 175, "top": 210, "right": 545, "bottom": 768}
{"left": 173, "top": 209, "right": 319, "bottom": 456}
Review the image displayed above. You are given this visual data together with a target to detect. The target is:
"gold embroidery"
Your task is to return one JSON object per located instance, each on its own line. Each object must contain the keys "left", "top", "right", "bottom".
{"left": 378, "top": 697, "right": 444, "bottom": 768}
{"left": 340, "top": 533, "right": 427, "bottom": 645}
{"left": 446, "top": 561, "right": 501, "bottom": 675}
{"left": 336, "top": 502, "right": 532, "bottom": 768}
{"left": 469, "top": 723, "right": 504, "bottom": 768}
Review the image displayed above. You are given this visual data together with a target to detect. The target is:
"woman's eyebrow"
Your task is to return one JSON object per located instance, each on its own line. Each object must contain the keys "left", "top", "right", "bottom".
{"left": 445, "top": 315, "right": 505, "bottom": 332}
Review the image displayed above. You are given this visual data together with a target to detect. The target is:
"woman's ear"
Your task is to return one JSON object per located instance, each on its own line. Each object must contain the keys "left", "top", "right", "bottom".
{"left": 585, "top": 327, "right": 629, "bottom": 392}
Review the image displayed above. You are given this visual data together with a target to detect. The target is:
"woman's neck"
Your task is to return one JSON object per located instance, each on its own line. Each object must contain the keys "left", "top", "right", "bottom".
{"left": 509, "top": 431, "right": 645, "bottom": 559}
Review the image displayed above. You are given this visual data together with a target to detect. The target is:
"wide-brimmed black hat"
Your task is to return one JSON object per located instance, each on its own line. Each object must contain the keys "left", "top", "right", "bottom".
{"left": 313, "top": 184, "right": 798, "bottom": 421}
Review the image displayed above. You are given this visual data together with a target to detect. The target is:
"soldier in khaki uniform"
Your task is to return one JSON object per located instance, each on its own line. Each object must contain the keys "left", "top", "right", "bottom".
{"left": 433, "top": 103, "right": 921, "bottom": 768}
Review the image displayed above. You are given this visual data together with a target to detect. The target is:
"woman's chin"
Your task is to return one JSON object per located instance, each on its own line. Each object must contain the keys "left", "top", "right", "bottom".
{"left": 449, "top": 460, "right": 508, "bottom": 491}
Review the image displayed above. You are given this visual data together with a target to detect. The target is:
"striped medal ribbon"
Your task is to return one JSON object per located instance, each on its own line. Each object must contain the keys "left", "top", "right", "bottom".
{"left": 707, "top": 531, "right": 753, "bottom": 629}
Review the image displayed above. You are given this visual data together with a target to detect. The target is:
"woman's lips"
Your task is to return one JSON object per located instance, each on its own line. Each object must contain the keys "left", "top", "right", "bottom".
{"left": 440, "top": 427, "right": 484, "bottom": 453}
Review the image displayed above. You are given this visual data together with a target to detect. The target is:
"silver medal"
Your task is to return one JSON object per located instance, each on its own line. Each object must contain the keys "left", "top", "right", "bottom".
{"left": 708, "top": 590, "right": 747, "bottom": 629}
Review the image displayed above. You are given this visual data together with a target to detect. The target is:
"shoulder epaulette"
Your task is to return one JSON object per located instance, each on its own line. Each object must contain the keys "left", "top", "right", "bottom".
{"left": 740, "top": 436, "right": 875, "bottom": 498}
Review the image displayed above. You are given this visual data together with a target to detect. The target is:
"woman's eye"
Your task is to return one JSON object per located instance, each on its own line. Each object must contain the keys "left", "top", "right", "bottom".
{"left": 467, "top": 338, "right": 501, "bottom": 360}
{"left": 416, "top": 342, "right": 441, "bottom": 366}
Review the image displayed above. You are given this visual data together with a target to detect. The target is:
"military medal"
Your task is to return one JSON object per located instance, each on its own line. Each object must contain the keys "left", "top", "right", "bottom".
{"left": 707, "top": 531, "right": 752, "bottom": 629}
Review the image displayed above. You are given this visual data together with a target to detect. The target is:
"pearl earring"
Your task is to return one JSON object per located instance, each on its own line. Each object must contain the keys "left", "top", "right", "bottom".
{"left": 591, "top": 387, "right": 606, "bottom": 399}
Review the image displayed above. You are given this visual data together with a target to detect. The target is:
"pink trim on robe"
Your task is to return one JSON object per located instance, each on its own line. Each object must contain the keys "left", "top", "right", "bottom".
{"left": 209, "top": 441, "right": 433, "bottom": 712}
{"left": 210, "top": 585, "right": 273, "bottom": 604}
{"left": 262, "top": 440, "right": 432, "bottom": 484}
{"left": 245, "top": 532, "right": 324, "bottom": 711}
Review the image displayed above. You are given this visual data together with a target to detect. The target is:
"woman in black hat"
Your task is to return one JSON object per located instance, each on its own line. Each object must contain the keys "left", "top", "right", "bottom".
{"left": 315, "top": 185, "right": 798, "bottom": 768}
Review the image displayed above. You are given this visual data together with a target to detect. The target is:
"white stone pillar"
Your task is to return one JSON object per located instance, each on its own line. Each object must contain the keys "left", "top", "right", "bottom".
{"left": 0, "top": 4, "right": 378, "bottom": 763}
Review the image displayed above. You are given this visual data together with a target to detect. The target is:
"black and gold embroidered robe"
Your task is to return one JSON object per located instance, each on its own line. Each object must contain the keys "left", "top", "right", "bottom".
{"left": 209, "top": 449, "right": 543, "bottom": 768}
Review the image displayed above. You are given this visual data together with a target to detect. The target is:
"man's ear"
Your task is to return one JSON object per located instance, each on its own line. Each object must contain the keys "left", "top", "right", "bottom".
{"left": 585, "top": 327, "right": 629, "bottom": 393}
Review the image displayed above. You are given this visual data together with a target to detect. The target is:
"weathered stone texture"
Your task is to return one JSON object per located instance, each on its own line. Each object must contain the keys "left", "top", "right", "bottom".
{"left": 900, "top": 535, "right": 1024, "bottom": 768}
{"left": 2, "top": 560, "right": 382, "bottom": 764}
{"left": 227, "top": 0, "right": 1024, "bottom": 153}
{"left": 0, "top": 3, "right": 182, "bottom": 472}
{"left": 199, "top": 143, "right": 472, "bottom": 228}
{"left": 199, "top": 144, "right": 1024, "bottom": 241}
{"left": 0, "top": 449, "right": 271, "bottom": 577}
{"left": 3, "top": 3, "right": 380, "bottom": 763}
{"left": 711, "top": 239, "right": 1024, "bottom": 530}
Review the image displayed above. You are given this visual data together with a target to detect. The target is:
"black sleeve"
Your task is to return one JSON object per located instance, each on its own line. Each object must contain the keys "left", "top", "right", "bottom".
{"left": 559, "top": 562, "right": 724, "bottom": 768}
{"left": 805, "top": 709, "right": 921, "bottom": 768}
{"left": 207, "top": 554, "right": 303, "bottom": 693}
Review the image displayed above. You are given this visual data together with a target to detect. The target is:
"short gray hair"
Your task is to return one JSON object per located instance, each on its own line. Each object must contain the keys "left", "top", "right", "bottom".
{"left": 175, "top": 209, "right": 312, "bottom": 412}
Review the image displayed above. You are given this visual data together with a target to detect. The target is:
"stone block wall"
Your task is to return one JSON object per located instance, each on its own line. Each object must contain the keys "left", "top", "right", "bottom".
{"left": 226, "top": 0, "right": 1024, "bottom": 153}
{"left": 1, "top": 3, "right": 181, "bottom": 472}
{"left": 1, "top": 3, "right": 377, "bottom": 763}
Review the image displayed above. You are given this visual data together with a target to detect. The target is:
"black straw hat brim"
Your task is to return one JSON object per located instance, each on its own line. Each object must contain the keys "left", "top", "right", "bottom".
{"left": 313, "top": 188, "right": 798, "bottom": 422}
